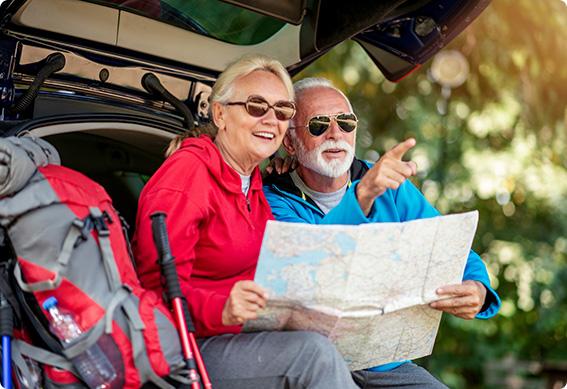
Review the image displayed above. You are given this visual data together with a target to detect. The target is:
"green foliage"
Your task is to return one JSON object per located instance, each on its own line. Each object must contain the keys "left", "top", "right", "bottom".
{"left": 296, "top": 0, "right": 567, "bottom": 386}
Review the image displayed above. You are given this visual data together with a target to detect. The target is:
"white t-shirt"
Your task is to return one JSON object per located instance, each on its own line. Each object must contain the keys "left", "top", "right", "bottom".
{"left": 239, "top": 173, "right": 251, "bottom": 196}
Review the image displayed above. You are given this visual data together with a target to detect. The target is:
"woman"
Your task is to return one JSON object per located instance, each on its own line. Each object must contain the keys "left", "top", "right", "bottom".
{"left": 132, "top": 54, "right": 358, "bottom": 389}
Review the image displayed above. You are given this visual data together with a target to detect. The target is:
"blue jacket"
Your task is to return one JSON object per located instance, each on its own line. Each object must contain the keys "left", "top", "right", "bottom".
{"left": 263, "top": 158, "right": 501, "bottom": 372}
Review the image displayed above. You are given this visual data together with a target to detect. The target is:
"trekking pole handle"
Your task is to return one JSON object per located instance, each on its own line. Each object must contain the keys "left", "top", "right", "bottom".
{"left": 150, "top": 212, "right": 202, "bottom": 389}
{"left": 150, "top": 212, "right": 173, "bottom": 263}
{"left": 150, "top": 212, "right": 183, "bottom": 300}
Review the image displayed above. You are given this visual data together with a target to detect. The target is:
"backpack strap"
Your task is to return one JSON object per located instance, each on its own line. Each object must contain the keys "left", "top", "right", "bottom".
{"left": 14, "top": 207, "right": 123, "bottom": 294}
{"left": 53, "top": 285, "right": 176, "bottom": 389}
{"left": 86, "top": 208, "right": 180, "bottom": 388}
{"left": 88, "top": 207, "right": 122, "bottom": 291}
{"left": 13, "top": 219, "right": 84, "bottom": 292}
{"left": 12, "top": 339, "right": 75, "bottom": 373}
{"left": 62, "top": 286, "right": 130, "bottom": 360}
{"left": 121, "top": 298, "right": 176, "bottom": 389}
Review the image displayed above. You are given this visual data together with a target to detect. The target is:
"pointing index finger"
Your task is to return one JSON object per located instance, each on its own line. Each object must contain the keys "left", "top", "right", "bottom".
{"left": 386, "top": 138, "right": 416, "bottom": 160}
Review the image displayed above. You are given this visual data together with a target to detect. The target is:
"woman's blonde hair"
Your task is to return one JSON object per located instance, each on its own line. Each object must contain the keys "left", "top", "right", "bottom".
{"left": 166, "top": 53, "right": 293, "bottom": 157}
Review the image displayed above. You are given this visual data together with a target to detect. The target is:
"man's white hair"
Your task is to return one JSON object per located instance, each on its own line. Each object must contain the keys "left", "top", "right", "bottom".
{"left": 294, "top": 77, "right": 353, "bottom": 112}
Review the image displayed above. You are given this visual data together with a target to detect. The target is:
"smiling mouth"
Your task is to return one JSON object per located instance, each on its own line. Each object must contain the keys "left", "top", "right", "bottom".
{"left": 323, "top": 149, "right": 345, "bottom": 154}
{"left": 253, "top": 132, "right": 275, "bottom": 140}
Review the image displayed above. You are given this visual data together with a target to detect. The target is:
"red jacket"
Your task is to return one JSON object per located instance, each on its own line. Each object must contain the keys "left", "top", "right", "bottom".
{"left": 132, "top": 135, "right": 273, "bottom": 337}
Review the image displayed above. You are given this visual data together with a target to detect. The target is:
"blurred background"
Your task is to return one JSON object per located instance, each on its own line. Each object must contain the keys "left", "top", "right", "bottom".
{"left": 295, "top": 0, "right": 567, "bottom": 388}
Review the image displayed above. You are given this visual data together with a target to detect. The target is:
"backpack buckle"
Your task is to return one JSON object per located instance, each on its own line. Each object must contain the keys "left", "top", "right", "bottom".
{"left": 85, "top": 209, "right": 113, "bottom": 237}
{"left": 72, "top": 218, "right": 93, "bottom": 246}
{"left": 93, "top": 216, "right": 110, "bottom": 237}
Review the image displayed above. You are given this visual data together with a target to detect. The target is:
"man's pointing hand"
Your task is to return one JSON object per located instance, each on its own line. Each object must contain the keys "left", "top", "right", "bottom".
{"left": 356, "top": 138, "right": 417, "bottom": 215}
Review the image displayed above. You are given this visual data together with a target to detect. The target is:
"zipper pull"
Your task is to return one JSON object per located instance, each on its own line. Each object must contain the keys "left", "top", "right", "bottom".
{"left": 246, "top": 198, "right": 251, "bottom": 212}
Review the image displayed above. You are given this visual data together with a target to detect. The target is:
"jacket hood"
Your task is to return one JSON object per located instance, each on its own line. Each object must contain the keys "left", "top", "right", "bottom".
{"left": 178, "top": 135, "right": 263, "bottom": 194}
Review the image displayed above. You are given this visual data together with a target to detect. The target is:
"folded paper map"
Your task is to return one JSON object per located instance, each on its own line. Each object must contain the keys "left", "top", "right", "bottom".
{"left": 244, "top": 211, "right": 479, "bottom": 370}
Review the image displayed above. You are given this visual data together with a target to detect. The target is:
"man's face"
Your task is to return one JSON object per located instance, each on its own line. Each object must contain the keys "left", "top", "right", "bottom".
{"left": 289, "top": 87, "right": 356, "bottom": 178}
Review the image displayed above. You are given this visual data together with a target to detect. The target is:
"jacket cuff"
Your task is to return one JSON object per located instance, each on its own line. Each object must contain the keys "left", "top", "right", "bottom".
{"left": 475, "top": 281, "right": 501, "bottom": 319}
{"left": 349, "top": 180, "right": 373, "bottom": 222}
{"left": 209, "top": 293, "right": 242, "bottom": 333}
{"left": 194, "top": 292, "right": 242, "bottom": 337}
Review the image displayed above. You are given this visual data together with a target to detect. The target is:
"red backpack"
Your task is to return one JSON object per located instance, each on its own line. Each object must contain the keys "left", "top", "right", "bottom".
{"left": 0, "top": 137, "right": 187, "bottom": 388}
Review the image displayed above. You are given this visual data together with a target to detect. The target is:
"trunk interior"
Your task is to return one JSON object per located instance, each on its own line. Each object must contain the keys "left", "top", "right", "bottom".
{"left": 22, "top": 123, "right": 173, "bottom": 237}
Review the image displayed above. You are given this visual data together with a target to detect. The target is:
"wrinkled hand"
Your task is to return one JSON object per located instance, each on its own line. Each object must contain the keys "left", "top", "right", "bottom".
{"left": 222, "top": 281, "right": 268, "bottom": 326}
{"left": 429, "top": 280, "right": 487, "bottom": 320}
{"left": 264, "top": 155, "right": 298, "bottom": 175}
{"left": 356, "top": 138, "right": 417, "bottom": 215}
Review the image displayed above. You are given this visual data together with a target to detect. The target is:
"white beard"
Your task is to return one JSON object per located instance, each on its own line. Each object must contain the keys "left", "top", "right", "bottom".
{"left": 293, "top": 138, "right": 355, "bottom": 178}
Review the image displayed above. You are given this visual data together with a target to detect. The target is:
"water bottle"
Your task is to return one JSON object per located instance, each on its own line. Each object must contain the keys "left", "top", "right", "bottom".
{"left": 42, "top": 297, "right": 123, "bottom": 389}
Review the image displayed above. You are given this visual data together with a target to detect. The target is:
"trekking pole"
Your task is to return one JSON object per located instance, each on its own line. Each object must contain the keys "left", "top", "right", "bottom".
{"left": 1, "top": 289, "right": 13, "bottom": 389}
{"left": 150, "top": 212, "right": 212, "bottom": 389}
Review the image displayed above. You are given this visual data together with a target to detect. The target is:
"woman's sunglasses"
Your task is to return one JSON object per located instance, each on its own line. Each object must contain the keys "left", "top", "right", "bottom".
{"left": 290, "top": 113, "right": 358, "bottom": 137}
{"left": 226, "top": 95, "right": 296, "bottom": 121}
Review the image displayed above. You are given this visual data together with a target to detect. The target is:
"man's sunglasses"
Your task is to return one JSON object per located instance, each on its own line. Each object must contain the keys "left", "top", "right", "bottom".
{"left": 226, "top": 95, "right": 296, "bottom": 121}
{"left": 290, "top": 113, "right": 358, "bottom": 137}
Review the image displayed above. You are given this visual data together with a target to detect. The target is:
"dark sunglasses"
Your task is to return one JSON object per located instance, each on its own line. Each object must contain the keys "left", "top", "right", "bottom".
{"left": 226, "top": 95, "right": 296, "bottom": 121}
{"left": 290, "top": 113, "right": 358, "bottom": 137}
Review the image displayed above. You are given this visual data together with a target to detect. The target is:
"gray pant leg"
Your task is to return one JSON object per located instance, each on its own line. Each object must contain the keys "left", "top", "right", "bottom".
{"left": 352, "top": 362, "right": 448, "bottom": 388}
{"left": 198, "top": 331, "right": 358, "bottom": 389}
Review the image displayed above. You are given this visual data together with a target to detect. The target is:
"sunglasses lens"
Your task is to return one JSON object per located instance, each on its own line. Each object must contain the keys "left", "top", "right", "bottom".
{"left": 308, "top": 116, "right": 331, "bottom": 136}
{"left": 336, "top": 113, "right": 358, "bottom": 132}
{"left": 273, "top": 102, "right": 296, "bottom": 120}
{"left": 246, "top": 98, "right": 269, "bottom": 117}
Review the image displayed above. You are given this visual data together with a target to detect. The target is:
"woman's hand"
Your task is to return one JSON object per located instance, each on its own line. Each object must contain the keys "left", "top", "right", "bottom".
{"left": 264, "top": 155, "right": 298, "bottom": 175}
{"left": 222, "top": 281, "right": 268, "bottom": 326}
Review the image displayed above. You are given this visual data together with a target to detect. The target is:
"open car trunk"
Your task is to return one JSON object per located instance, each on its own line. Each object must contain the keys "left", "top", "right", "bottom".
{"left": 10, "top": 118, "right": 173, "bottom": 236}
{"left": 0, "top": 0, "right": 492, "bottom": 234}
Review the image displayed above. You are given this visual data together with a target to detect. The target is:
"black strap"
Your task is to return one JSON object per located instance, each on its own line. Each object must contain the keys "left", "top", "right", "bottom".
{"left": 13, "top": 277, "right": 63, "bottom": 354}
{"left": 116, "top": 209, "right": 138, "bottom": 274}
{"left": 0, "top": 228, "right": 21, "bottom": 323}
{"left": 3, "top": 227, "right": 63, "bottom": 353}
{"left": 0, "top": 228, "right": 66, "bottom": 378}
{"left": 0, "top": 264, "right": 20, "bottom": 324}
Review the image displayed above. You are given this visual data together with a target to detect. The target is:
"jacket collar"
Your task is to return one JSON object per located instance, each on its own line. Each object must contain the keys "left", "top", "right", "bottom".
{"left": 264, "top": 157, "right": 370, "bottom": 206}
{"left": 180, "top": 135, "right": 264, "bottom": 194}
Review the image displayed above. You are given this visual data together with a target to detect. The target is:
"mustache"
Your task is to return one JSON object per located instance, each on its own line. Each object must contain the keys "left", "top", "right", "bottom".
{"left": 317, "top": 140, "right": 354, "bottom": 153}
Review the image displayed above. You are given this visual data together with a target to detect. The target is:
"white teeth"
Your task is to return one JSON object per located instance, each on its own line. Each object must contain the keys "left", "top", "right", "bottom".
{"left": 255, "top": 132, "right": 275, "bottom": 139}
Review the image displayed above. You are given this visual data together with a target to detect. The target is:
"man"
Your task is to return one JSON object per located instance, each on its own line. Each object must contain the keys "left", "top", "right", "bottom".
{"left": 263, "top": 77, "right": 501, "bottom": 388}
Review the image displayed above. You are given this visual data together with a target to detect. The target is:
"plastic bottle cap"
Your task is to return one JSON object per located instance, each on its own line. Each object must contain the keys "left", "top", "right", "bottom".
{"left": 42, "top": 296, "right": 59, "bottom": 310}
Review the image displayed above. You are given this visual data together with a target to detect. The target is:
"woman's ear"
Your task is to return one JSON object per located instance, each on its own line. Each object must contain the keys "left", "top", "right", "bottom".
{"left": 212, "top": 102, "right": 225, "bottom": 130}
{"left": 282, "top": 132, "right": 296, "bottom": 155}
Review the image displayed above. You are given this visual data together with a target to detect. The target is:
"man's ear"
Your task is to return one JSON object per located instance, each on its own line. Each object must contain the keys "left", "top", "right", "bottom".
{"left": 282, "top": 132, "right": 296, "bottom": 155}
{"left": 212, "top": 102, "right": 225, "bottom": 130}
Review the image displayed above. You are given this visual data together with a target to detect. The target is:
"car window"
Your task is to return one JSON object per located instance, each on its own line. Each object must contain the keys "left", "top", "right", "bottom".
{"left": 89, "top": 0, "right": 287, "bottom": 45}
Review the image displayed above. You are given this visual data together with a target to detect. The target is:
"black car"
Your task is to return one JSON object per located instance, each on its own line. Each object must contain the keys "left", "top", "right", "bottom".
{"left": 0, "top": 0, "right": 490, "bottom": 230}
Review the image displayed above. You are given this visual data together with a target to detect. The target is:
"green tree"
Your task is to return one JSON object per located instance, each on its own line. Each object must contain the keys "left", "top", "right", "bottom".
{"left": 296, "top": 1, "right": 567, "bottom": 387}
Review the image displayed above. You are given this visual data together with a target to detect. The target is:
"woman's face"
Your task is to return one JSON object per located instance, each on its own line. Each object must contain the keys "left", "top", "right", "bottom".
{"left": 213, "top": 70, "right": 292, "bottom": 168}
